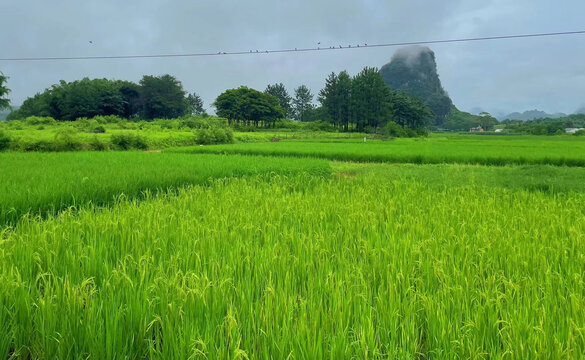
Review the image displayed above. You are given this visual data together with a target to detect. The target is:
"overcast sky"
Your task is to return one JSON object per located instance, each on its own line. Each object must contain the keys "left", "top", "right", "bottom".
{"left": 1, "top": 0, "right": 584, "bottom": 116}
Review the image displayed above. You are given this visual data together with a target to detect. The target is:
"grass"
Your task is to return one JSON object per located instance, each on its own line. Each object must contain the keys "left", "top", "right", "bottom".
{"left": 2, "top": 130, "right": 585, "bottom": 358}
{"left": 0, "top": 152, "right": 330, "bottom": 227}
{"left": 170, "top": 135, "right": 585, "bottom": 166}
{"left": 0, "top": 119, "right": 370, "bottom": 151}
{"left": 332, "top": 162, "right": 585, "bottom": 193}
{"left": 1, "top": 174, "right": 584, "bottom": 358}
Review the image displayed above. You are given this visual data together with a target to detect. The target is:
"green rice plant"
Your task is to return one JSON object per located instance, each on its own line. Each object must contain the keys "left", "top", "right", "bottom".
{"left": 0, "top": 152, "right": 330, "bottom": 227}
{"left": 0, "top": 174, "right": 583, "bottom": 358}
{"left": 332, "top": 162, "right": 585, "bottom": 194}
{"left": 170, "top": 135, "right": 585, "bottom": 167}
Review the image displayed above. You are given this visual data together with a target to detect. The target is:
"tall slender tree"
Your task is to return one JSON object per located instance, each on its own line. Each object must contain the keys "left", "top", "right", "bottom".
{"left": 186, "top": 92, "right": 205, "bottom": 115}
{"left": 264, "top": 83, "right": 292, "bottom": 118}
{"left": 318, "top": 72, "right": 339, "bottom": 126}
{"left": 0, "top": 72, "right": 11, "bottom": 111}
{"left": 351, "top": 67, "right": 392, "bottom": 131}
{"left": 292, "top": 85, "right": 314, "bottom": 122}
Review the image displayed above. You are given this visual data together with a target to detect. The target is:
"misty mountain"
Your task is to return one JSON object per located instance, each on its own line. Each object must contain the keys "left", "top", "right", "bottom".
{"left": 0, "top": 108, "right": 12, "bottom": 121}
{"left": 576, "top": 107, "right": 585, "bottom": 115}
{"left": 503, "top": 110, "right": 567, "bottom": 121}
{"left": 380, "top": 46, "right": 453, "bottom": 125}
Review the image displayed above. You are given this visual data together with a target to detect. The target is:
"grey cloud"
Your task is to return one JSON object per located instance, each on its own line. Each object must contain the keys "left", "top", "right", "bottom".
{"left": 1, "top": 0, "right": 584, "bottom": 115}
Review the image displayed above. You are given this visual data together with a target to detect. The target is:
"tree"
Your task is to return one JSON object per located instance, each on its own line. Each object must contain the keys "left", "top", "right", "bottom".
{"left": 478, "top": 112, "right": 499, "bottom": 131}
{"left": 264, "top": 83, "right": 292, "bottom": 118}
{"left": 139, "top": 74, "right": 188, "bottom": 119}
{"left": 117, "top": 80, "right": 142, "bottom": 118}
{"left": 318, "top": 72, "right": 339, "bottom": 125}
{"left": 186, "top": 92, "right": 205, "bottom": 115}
{"left": 0, "top": 72, "right": 10, "bottom": 111}
{"left": 214, "top": 86, "right": 284, "bottom": 127}
{"left": 390, "top": 91, "right": 433, "bottom": 129}
{"left": 351, "top": 67, "right": 392, "bottom": 131}
{"left": 292, "top": 85, "right": 314, "bottom": 122}
{"left": 9, "top": 78, "right": 134, "bottom": 120}
{"left": 59, "top": 78, "right": 125, "bottom": 120}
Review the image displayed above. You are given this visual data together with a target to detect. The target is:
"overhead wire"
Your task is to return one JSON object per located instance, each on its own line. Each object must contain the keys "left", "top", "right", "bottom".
{"left": 1, "top": 30, "right": 584, "bottom": 62}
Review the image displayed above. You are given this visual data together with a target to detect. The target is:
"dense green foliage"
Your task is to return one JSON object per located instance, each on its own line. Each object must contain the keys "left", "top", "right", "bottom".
{"left": 390, "top": 90, "right": 433, "bottom": 130}
{"left": 443, "top": 106, "right": 499, "bottom": 131}
{"left": 0, "top": 129, "right": 10, "bottom": 150}
{"left": 350, "top": 67, "right": 393, "bottom": 131}
{"left": 1, "top": 172, "right": 583, "bottom": 358}
{"left": 139, "top": 75, "right": 188, "bottom": 119}
{"left": 380, "top": 46, "right": 453, "bottom": 125}
{"left": 172, "top": 135, "right": 585, "bottom": 166}
{"left": 0, "top": 152, "right": 329, "bottom": 227}
{"left": 264, "top": 83, "right": 292, "bottom": 118}
{"left": 502, "top": 114, "right": 585, "bottom": 135}
{"left": 214, "top": 86, "right": 284, "bottom": 127}
{"left": 8, "top": 75, "right": 191, "bottom": 121}
{"left": 0, "top": 115, "right": 237, "bottom": 152}
{"left": 318, "top": 68, "right": 432, "bottom": 132}
{"left": 318, "top": 71, "right": 352, "bottom": 130}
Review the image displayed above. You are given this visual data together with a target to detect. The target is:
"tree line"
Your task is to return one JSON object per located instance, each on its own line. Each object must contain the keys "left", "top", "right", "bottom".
{"left": 215, "top": 67, "right": 432, "bottom": 131}
{"left": 3, "top": 68, "right": 432, "bottom": 132}
{"left": 7, "top": 75, "right": 205, "bottom": 121}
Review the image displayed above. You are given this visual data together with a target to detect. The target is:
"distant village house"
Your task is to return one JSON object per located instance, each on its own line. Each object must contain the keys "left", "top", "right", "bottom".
{"left": 565, "top": 128, "right": 585, "bottom": 134}
{"left": 469, "top": 126, "right": 484, "bottom": 132}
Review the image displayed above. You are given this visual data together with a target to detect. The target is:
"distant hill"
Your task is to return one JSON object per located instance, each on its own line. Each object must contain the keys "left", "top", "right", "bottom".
{"left": 0, "top": 108, "right": 11, "bottom": 121}
{"left": 502, "top": 110, "right": 567, "bottom": 121}
{"left": 576, "top": 107, "right": 585, "bottom": 115}
{"left": 380, "top": 46, "right": 453, "bottom": 125}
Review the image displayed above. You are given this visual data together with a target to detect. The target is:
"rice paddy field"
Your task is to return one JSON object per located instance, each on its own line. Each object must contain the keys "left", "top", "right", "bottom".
{"left": 1, "top": 134, "right": 585, "bottom": 359}
{"left": 171, "top": 135, "right": 585, "bottom": 166}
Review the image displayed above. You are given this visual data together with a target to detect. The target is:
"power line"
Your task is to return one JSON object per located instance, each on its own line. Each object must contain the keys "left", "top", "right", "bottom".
{"left": 1, "top": 30, "right": 584, "bottom": 62}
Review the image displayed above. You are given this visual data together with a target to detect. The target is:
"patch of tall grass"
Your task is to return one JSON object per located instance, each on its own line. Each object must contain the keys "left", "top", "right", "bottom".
{"left": 0, "top": 152, "right": 330, "bottom": 227}
{"left": 0, "top": 174, "right": 583, "bottom": 358}
{"left": 332, "top": 162, "right": 585, "bottom": 194}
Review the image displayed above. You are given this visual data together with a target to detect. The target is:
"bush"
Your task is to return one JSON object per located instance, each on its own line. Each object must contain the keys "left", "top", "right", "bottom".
{"left": 88, "top": 136, "right": 108, "bottom": 151}
{"left": 91, "top": 125, "right": 106, "bottom": 133}
{"left": 17, "top": 139, "right": 55, "bottom": 152}
{"left": 377, "top": 122, "right": 428, "bottom": 139}
{"left": 111, "top": 133, "right": 148, "bottom": 150}
{"left": 24, "top": 116, "right": 56, "bottom": 126}
{"left": 196, "top": 127, "right": 234, "bottom": 145}
{"left": 7, "top": 120, "right": 24, "bottom": 130}
{"left": 573, "top": 129, "right": 585, "bottom": 136}
{"left": 180, "top": 116, "right": 229, "bottom": 130}
{"left": 54, "top": 128, "right": 82, "bottom": 151}
{"left": 304, "top": 121, "right": 334, "bottom": 132}
{"left": 378, "top": 121, "right": 406, "bottom": 138}
{"left": 152, "top": 119, "right": 180, "bottom": 130}
{"left": 94, "top": 115, "right": 126, "bottom": 124}
{"left": 273, "top": 119, "right": 302, "bottom": 130}
{"left": 0, "top": 130, "right": 10, "bottom": 151}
